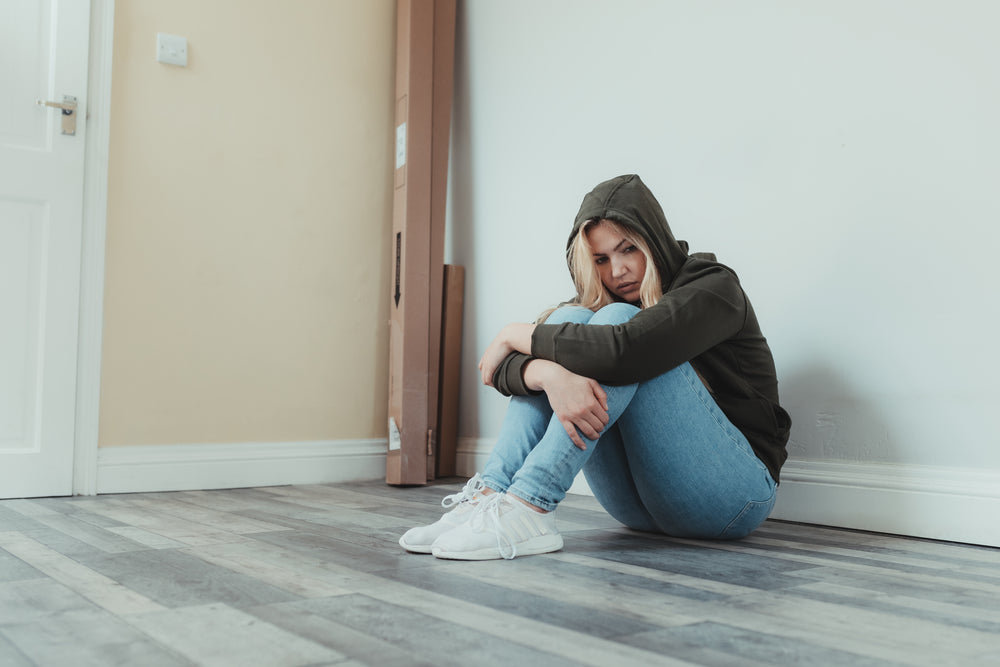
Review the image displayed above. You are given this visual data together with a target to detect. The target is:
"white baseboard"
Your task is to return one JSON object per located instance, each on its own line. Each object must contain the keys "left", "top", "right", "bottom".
{"left": 455, "top": 437, "right": 494, "bottom": 477}
{"left": 457, "top": 438, "right": 1000, "bottom": 547}
{"left": 773, "top": 459, "right": 1000, "bottom": 547}
{"left": 96, "top": 439, "right": 387, "bottom": 495}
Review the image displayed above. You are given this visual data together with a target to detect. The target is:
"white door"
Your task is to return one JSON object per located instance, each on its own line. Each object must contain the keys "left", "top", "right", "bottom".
{"left": 1, "top": 0, "right": 91, "bottom": 498}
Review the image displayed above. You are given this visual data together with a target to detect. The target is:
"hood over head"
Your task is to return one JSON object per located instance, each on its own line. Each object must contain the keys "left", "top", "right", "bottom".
{"left": 568, "top": 174, "right": 689, "bottom": 288}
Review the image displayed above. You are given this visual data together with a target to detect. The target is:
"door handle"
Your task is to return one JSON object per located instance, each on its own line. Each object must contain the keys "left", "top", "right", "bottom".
{"left": 35, "top": 95, "right": 77, "bottom": 136}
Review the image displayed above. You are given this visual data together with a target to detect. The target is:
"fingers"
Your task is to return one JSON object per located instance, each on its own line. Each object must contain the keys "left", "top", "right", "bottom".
{"left": 561, "top": 421, "right": 587, "bottom": 450}
{"left": 585, "top": 402, "right": 609, "bottom": 433}
{"left": 579, "top": 409, "right": 605, "bottom": 439}
{"left": 563, "top": 415, "right": 603, "bottom": 450}
{"left": 478, "top": 353, "right": 495, "bottom": 387}
{"left": 560, "top": 403, "right": 607, "bottom": 451}
{"left": 593, "top": 403, "right": 609, "bottom": 428}
{"left": 592, "top": 381, "right": 608, "bottom": 411}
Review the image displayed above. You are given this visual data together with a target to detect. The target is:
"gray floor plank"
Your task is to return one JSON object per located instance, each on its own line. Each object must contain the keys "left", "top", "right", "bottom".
{"left": 377, "top": 563, "right": 665, "bottom": 639}
{"left": 0, "top": 631, "right": 34, "bottom": 667}
{"left": 623, "top": 620, "right": 910, "bottom": 667}
{"left": 123, "top": 602, "right": 342, "bottom": 667}
{"left": 264, "top": 593, "right": 589, "bottom": 667}
{"left": 74, "top": 547, "right": 301, "bottom": 609}
{"left": 249, "top": 601, "right": 440, "bottom": 667}
{"left": 2, "top": 607, "right": 191, "bottom": 666}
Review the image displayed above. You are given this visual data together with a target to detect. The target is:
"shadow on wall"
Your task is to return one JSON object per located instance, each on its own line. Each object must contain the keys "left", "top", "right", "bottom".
{"left": 780, "top": 362, "right": 897, "bottom": 465}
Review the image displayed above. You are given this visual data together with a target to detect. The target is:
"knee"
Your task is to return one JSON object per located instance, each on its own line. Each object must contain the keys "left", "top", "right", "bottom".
{"left": 589, "top": 302, "right": 640, "bottom": 325}
{"left": 542, "top": 304, "right": 594, "bottom": 325}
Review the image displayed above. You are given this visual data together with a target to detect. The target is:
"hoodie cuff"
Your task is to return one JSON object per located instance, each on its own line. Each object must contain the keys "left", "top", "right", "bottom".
{"left": 492, "top": 352, "right": 541, "bottom": 397}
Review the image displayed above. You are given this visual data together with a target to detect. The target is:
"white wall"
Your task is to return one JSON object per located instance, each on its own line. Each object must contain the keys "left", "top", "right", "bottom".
{"left": 447, "top": 1, "right": 1000, "bottom": 545}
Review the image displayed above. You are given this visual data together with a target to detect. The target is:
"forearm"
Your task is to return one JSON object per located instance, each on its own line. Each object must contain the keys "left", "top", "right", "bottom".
{"left": 521, "top": 358, "right": 560, "bottom": 393}
{"left": 480, "top": 322, "right": 538, "bottom": 396}
{"left": 504, "top": 322, "right": 535, "bottom": 356}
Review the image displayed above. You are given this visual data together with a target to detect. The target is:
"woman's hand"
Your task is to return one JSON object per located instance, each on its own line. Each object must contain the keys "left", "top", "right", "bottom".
{"left": 478, "top": 323, "right": 535, "bottom": 387}
{"left": 525, "top": 360, "right": 608, "bottom": 450}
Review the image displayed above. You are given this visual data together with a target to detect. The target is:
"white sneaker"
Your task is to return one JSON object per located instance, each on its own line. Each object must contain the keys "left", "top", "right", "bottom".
{"left": 430, "top": 492, "right": 563, "bottom": 560}
{"left": 398, "top": 474, "right": 487, "bottom": 553}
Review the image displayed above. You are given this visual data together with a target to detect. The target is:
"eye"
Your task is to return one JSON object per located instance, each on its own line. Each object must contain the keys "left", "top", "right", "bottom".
{"left": 623, "top": 245, "right": 637, "bottom": 254}
{"left": 594, "top": 256, "right": 608, "bottom": 265}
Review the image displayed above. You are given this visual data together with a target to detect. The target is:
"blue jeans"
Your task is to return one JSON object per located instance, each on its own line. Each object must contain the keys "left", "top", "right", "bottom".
{"left": 481, "top": 303, "right": 777, "bottom": 539}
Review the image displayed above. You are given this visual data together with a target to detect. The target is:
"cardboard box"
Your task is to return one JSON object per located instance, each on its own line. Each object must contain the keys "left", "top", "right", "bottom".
{"left": 387, "top": 0, "right": 456, "bottom": 485}
{"left": 436, "top": 265, "right": 464, "bottom": 478}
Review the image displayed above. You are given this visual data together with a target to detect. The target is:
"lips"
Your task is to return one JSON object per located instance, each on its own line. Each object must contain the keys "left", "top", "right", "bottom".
{"left": 617, "top": 281, "right": 638, "bottom": 294}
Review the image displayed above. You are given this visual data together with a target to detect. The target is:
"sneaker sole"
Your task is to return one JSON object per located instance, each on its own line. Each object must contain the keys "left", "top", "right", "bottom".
{"left": 398, "top": 536, "right": 434, "bottom": 554}
{"left": 431, "top": 534, "right": 563, "bottom": 561}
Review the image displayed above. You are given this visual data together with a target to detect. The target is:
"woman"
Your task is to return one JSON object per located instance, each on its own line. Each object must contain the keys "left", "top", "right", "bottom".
{"left": 400, "top": 174, "right": 791, "bottom": 560}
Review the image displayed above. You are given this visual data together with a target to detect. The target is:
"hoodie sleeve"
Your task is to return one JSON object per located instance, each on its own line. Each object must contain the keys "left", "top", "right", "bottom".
{"left": 491, "top": 351, "right": 542, "bottom": 397}
{"left": 530, "top": 261, "right": 747, "bottom": 385}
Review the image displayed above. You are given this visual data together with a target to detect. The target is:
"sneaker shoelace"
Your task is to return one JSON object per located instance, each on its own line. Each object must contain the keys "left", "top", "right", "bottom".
{"left": 440, "top": 473, "right": 485, "bottom": 509}
{"left": 470, "top": 492, "right": 518, "bottom": 559}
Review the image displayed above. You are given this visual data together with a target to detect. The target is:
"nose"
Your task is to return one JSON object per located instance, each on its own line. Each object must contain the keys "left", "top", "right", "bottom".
{"left": 611, "top": 257, "right": 628, "bottom": 278}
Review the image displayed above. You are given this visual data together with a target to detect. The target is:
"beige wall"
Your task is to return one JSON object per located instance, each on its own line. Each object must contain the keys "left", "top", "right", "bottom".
{"left": 100, "top": 1, "right": 395, "bottom": 447}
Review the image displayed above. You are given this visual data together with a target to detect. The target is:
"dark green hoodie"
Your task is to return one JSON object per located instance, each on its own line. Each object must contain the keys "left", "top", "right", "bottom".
{"left": 493, "top": 174, "right": 790, "bottom": 482}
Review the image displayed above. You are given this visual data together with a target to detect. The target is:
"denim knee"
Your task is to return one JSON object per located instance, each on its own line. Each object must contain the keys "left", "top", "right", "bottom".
{"left": 543, "top": 305, "right": 594, "bottom": 325}
{"left": 589, "top": 302, "right": 640, "bottom": 325}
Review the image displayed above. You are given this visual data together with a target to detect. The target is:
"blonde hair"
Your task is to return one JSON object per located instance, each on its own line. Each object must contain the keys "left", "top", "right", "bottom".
{"left": 539, "top": 218, "right": 662, "bottom": 322}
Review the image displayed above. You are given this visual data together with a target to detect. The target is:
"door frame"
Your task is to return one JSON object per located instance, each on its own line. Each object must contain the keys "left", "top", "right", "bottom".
{"left": 72, "top": 0, "right": 114, "bottom": 495}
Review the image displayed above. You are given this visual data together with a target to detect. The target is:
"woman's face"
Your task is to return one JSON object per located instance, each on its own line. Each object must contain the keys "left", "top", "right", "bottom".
{"left": 586, "top": 220, "right": 647, "bottom": 303}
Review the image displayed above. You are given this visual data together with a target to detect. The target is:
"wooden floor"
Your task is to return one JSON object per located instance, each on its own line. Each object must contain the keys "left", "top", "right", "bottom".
{"left": 1, "top": 480, "right": 999, "bottom": 666}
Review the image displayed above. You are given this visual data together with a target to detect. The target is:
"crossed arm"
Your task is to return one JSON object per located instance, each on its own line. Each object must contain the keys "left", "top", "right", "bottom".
{"left": 477, "top": 323, "right": 609, "bottom": 450}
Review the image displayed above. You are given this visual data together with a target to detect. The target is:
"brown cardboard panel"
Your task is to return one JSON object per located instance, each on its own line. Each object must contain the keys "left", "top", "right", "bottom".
{"left": 436, "top": 265, "right": 464, "bottom": 478}
{"left": 388, "top": 0, "right": 433, "bottom": 485}
{"left": 387, "top": 0, "right": 456, "bottom": 485}
{"left": 425, "top": 0, "right": 457, "bottom": 481}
